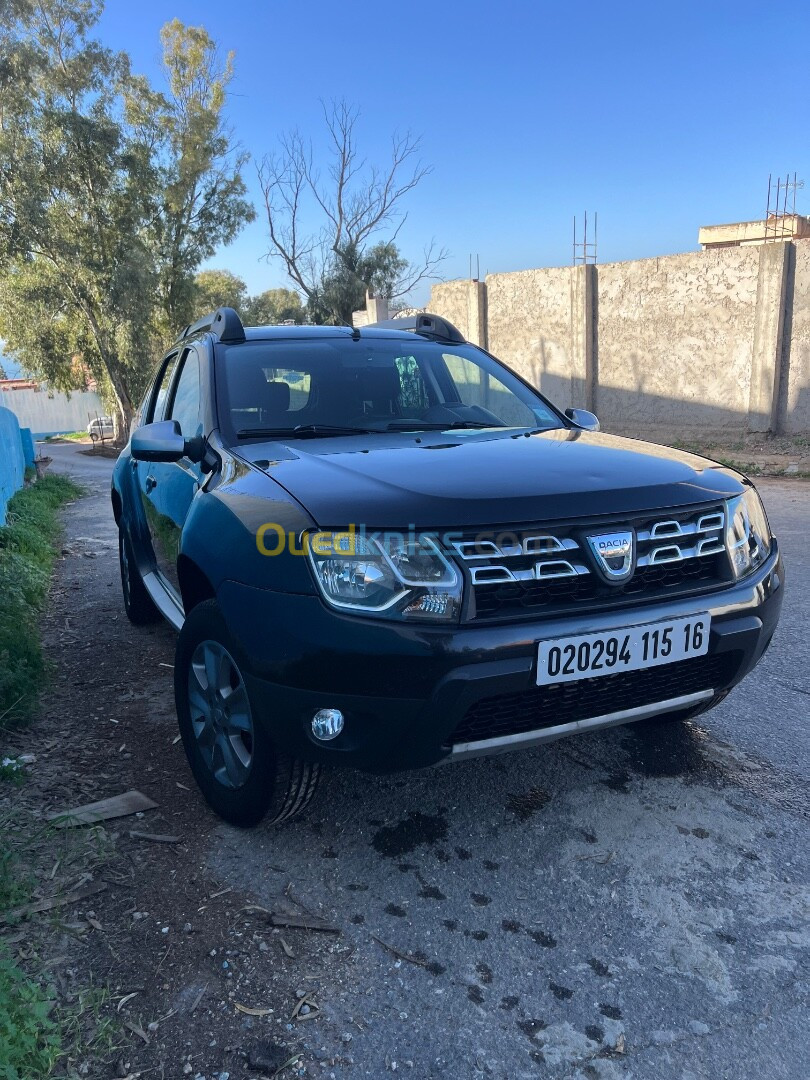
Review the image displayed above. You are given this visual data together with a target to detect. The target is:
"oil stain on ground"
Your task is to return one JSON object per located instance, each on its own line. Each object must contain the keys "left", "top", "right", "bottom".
{"left": 372, "top": 811, "right": 449, "bottom": 858}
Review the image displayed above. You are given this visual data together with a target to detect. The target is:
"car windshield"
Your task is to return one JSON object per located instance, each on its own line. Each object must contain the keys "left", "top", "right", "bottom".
{"left": 217, "top": 336, "right": 562, "bottom": 441}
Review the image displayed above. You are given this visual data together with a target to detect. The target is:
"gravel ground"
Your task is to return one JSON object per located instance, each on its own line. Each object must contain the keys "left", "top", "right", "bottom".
{"left": 34, "top": 444, "right": 809, "bottom": 1080}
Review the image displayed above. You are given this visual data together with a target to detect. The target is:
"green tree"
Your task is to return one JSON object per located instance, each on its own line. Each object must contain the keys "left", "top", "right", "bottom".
{"left": 307, "top": 241, "right": 408, "bottom": 325}
{"left": 259, "top": 100, "right": 446, "bottom": 325}
{"left": 192, "top": 272, "right": 303, "bottom": 325}
{"left": 194, "top": 269, "right": 249, "bottom": 315}
{"left": 0, "top": 0, "right": 158, "bottom": 436}
{"left": 127, "top": 19, "right": 255, "bottom": 333}
{"left": 0, "top": 3, "right": 254, "bottom": 439}
{"left": 244, "top": 287, "right": 303, "bottom": 325}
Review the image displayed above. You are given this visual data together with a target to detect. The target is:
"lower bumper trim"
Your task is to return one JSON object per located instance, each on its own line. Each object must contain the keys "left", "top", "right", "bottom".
{"left": 447, "top": 688, "right": 715, "bottom": 761}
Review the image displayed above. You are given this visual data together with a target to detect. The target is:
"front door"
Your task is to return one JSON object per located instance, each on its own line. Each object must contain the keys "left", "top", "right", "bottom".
{"left": 141, "top": 347, "right": 204, "bottom": 602}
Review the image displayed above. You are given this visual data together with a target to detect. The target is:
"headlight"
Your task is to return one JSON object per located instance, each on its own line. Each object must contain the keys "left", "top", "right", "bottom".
{"left": 725, "top": 488, "right": 772, "bottom": 579}
{"left": 306, "top": 530, "right": 462, "bottom": 622}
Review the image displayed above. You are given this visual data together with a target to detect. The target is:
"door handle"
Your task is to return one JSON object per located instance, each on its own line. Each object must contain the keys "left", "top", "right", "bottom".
{"left": 145, "top": 475, "right": 157, "bottom": 493}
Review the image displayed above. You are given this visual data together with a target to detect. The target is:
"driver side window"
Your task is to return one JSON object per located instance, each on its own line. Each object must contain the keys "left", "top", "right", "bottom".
{"left": 168, "top": 351, "right": 203, "bottom": 439}
{"left": 150, "top": 354, "right": 178, "bottom": 423}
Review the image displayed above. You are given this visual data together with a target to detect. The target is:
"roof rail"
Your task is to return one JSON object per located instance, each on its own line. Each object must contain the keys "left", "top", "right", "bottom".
{"left": 179, "top": 307, "right": 246, "bottom": 344}
{"left": 364, "top": 313, "right": 466, "bottom": 344}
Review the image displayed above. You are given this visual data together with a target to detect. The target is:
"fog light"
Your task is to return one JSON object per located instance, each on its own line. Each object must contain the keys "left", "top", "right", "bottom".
{"left": 312, "top": 708, "right": 344, "bottom": 741}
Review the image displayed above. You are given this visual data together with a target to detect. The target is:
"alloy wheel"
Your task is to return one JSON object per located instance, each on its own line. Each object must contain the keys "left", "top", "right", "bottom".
{"left": 188, "top": 640, "right": 254, "bottom": 789}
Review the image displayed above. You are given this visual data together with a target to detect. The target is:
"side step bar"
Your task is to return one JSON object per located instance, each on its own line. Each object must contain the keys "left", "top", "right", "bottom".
{"left": 142, "top": 570, "right": 185, "bottom": 631}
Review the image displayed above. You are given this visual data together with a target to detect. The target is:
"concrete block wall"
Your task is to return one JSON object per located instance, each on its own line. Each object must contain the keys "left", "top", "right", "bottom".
{"left": 0, "top": 405, "right": 26, "bottom": 526}
{"left": 596, "top": 248, "right": 759, "bottom": 438}
{"left": 426, "top": 239, "right": 810, "bottom": 438}
{"left": 784, "top": 240, "right": 810, "bottom": 433}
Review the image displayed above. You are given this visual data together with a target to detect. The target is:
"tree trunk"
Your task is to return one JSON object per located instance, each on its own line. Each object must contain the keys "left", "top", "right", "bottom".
{"left": 106, "top": 366, "right": 135, "bottom": 447}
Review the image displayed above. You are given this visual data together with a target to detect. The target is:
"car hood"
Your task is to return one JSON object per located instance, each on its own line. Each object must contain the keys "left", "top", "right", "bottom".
{"left": 236, "top": 428, "right": 744, "bottom": 529}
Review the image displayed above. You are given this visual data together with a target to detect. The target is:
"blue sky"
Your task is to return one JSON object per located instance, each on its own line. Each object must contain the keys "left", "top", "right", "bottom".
{"left": 8, "top": 0, "right": 810, "bottom": 353}
{"left": 3, "top": 2, "right": 806, "bottom": 373}
{"left": 91, "top": 0, "right": 810, "bottom": 303}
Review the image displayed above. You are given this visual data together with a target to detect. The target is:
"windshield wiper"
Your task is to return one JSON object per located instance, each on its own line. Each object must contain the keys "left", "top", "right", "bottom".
{"left": 236, "top": 424, "right": 375, "bottom": 439}
{"left": 385, "top": 420, "right": 501, "bottom": 432}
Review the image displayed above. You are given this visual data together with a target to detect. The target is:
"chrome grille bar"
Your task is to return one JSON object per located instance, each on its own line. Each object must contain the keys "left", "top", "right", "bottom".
{"left": 454, "top": 534, "right": 579, "bottom": 560}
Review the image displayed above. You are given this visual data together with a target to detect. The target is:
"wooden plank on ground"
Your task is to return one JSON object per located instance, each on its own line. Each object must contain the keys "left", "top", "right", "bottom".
{"left": 0, "top": 881, "right": 108, "bottom": 924}
{"left": 128, "top": 831, "right": 180, "bottom": 844}
{"left": 48, "top": 790, "right": 158, "bottom": 828}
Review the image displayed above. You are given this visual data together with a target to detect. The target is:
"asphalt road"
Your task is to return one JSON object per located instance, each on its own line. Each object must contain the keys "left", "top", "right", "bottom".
{"left": 47, "top": 442, "right": 809, "bottom": 1080}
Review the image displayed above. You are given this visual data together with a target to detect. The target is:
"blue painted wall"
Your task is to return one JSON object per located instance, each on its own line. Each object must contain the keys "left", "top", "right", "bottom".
{"left": 20, "top": 427, "right": 35, "bottom": 468}
{"left": 0, "top": 405, "right": 25, "bottom": 526}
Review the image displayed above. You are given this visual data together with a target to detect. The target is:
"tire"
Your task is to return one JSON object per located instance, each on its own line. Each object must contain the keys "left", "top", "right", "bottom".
{"left": 119, "top": 530, "right": 159, "bottom": 625}
{"left": 174, "top": 599, "right": 321, "bottom": 828}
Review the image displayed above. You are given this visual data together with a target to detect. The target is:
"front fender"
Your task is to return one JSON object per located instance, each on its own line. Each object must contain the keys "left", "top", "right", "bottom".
{"left": 179, "top": 467, "right": 318, "bottom": 595}
{"left": 112, "top": 450, "right": 154, "bottom": 573}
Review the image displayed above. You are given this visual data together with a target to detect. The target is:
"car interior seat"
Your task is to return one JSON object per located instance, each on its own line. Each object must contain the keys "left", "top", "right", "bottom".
{"left": 230, "top": 369, "right": 292, "bottom": 430}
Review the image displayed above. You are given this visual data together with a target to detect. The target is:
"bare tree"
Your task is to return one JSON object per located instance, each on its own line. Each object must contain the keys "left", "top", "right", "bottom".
{"left": 258, "top": 101, "right": 446, "bottom": 323}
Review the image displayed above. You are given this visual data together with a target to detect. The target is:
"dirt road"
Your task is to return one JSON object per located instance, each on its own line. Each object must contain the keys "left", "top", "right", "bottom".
{"left": 33, "top": 444, "right": 809, "bottom": 1079}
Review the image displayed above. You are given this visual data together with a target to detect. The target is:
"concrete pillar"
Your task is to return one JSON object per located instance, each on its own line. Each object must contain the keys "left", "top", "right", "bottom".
{"left": 466, "top": 280, "right": 488, "bottom": 349}
{"left": 365, "top": 293, "right": 389, "bottom": 324}
{"left": 426, "top": 279, "right": 488, "bottom": 346}
{"left": 749, "top": 242, "right": 790, "bottom": 432}
{"left": 570, "top": 264, "right": 597, "bottom": 411}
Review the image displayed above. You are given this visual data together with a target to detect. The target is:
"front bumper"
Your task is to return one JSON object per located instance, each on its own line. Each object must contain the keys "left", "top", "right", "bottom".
{"left": 217, "top": 544, "right": 784, "bottom": 772}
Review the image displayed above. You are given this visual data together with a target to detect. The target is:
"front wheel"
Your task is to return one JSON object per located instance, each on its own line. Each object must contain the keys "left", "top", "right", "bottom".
{"left": 174, "top": 599, "right": 321, "bottom": 828}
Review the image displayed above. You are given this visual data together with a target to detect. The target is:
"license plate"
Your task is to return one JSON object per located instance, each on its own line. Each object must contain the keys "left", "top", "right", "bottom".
{"left": 536, "top": 614, "right": 711, "bottom": 686}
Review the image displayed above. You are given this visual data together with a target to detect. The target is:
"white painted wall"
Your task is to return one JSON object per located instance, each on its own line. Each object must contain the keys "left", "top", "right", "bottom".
{"left": 0, "top": 387, "right": 105, "bottom": 437}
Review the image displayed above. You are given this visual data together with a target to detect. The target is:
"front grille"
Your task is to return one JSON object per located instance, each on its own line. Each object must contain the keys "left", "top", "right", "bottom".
{"left": 461, "top": 503, "right": 731, "bottom": 621}
{"left": 450, "top": 652, "right": 740, "bottom": 746}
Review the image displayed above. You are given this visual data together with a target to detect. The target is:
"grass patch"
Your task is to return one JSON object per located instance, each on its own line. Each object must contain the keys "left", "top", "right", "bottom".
{"left": 0, "top": 474, "right": 120, "bottom": 1076}
{"left": 44, "top": 432, "right": 86, "bottom": 442}
{"left": 0, "top": 813, "right": 120, "bottom": 1075}
{"left": 713, "top": 457, "right": 765, "bottom": 475}
{"left": 0, "top": 944, "right": 60, "bottom": 1079}
{"left": 0, "top": 474, "right": 81, "bottom": 728}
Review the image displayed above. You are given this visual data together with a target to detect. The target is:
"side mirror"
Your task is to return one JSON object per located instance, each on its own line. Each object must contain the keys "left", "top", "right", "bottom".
{"left": 131, "top": 420, "right": 187, "bottom": 462}
{"left": 565, "top": 408, "right": 600, "bottom": 432}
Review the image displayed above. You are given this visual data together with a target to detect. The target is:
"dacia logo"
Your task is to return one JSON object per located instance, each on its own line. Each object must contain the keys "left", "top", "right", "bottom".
{"left": 586, "top": 529, "right": 635, "bottom": 582}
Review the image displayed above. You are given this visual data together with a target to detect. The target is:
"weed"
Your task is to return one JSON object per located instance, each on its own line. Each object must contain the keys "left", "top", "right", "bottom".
{"left": 669, "top": 439, "right": 704, "bottom": 454}
{"left": 0, "top": 838, "right": 30, "bottom": 915}
{"left": 713, "top": 457, "right": 764, "bottom": 475}
{"left": 0, "top": 474, "right": 81, "bottom": 728}
{"left": 0, "top": 943, "right": 60, "bottom": 1080}
{"left": 58, "top": 983, "right": 120, "bottom": 1067}
{"left": 0, "top": 759, "right": 26, "bottom": 785}
{"left": 0, "top": 474, "right": 119, "bottom": 1078}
